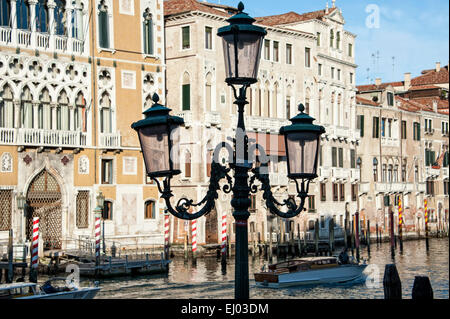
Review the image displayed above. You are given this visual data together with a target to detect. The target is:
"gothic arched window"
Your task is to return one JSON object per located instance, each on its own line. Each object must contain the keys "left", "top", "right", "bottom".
{"left": 57, "top": 89, "right": 69, "bottom": 130}
{"left": 0, "top": 0, "right": 11, "bottom": 27}
{"left": 98, "top": 0, "right": 110, "bottom": 48}
{"left": 20, "top": 86, "right": 33, "bottom": 128}
{"left": 16, "top": 0, "right": 29, "bottom": 30}
{"left": 100, "top": 91, "right": 112, "bottom": 133}
{"left": 35, "top": 0, "right": 49, "bottom": 33}
{"left": 0, "top": 84, "right": 14, "bottom": 128}
{"left": 54, "top": 0, "right": 67, "bottom": 35}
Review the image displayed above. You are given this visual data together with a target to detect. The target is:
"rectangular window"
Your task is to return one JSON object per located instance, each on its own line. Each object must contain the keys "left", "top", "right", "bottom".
{"left": 103, "top": 201, "right": 113, "bottom": 220}
{"left": 387, "top": 92, "right": 394, "bottom": 106}
{"left": 351, "top": 184, "right": 357, "bottom": 202}
{"left": 318, "top": 63, "right": 322, "bottom": 76}
{"left": 182, "top": 26, "right": 190, "bottom": 49}
{"left": 413, "top": 122, "right": 421, "bottom": 141}
{"left": 273, "top": 41, "right": 279, "bottom": 62}
{"left": 339, "top": 184, "right": 345, "bottom": 201}
{"left": 264, "top": 39, "right": 270, "bottom": 60}
{"left": 205, "top": 26, "right": 212, "bottom": 50}
{"left": 332, "top": 183, "right": 338, "bottom": 202}
{"left": 308, "top": 195, "right": 315, "bottom": 210}
{"left": 286, "top": 44, "right": 292, "bottom": 64}
{"left": 426, "top": 180, "right": 435, "bottom": 196}
{"left": 99, "top": 10, "right": 110, "bottom": 48}
{"left": 0, "top": 190, "right": 12, "bottom": 231}
{"left": 381, "top": 118, "right": 386, "bottom": 137}
{"left": 337, "top": 69, "right": 341, "bottom": 81}
{"left": 338, "top": 148, "right": 344, "bottom": 168}
{"left": 373, "top": 117, "right": 380, "bottom": 138}
{"left": 286, "top": 97, "right": 291, "bottom": 119}
{"left": 350, "top": 72, "right": 353, "bottom": 84}
{"left": 350, "top": 149, "right": 356, "bottom": 169}
{"left": 332, "top": 147, "right": 337, "bottom": 167}
{"left": 305, "top": 47, "right": 311, "bottom": 68}
{"left": 101, "top": 159, "right": 113, "bottom": 184}
{"left": 348, "top": 43, "right": 353, "bottom": 57}
{"left": 143, "top": 17, "right": 154, "bottom": 55}
{"left": 331, "top": 67, "right": 335, "bottom": 79}
{"left": 444, "top": 180, "right": 449, "bottom": 196}
{"left": 357, "top": 115, "right": 364, "bottom": 137}
{"left": 182, "top": 84, "right": 190, "bottom": 111}
{"left": 320, "top": 183, "right": 327, "bottom": 201}
{"left": 401, "top": 120, "right": 407, "bottom": 139}
{"left": 76, "top": 191, "right": 89, "bottom": 228}
{"left": 250, "top": 195, "right": 256, "bottom": 212}
{"left": 316, "top": 32, "right": 321, "bottom": 46}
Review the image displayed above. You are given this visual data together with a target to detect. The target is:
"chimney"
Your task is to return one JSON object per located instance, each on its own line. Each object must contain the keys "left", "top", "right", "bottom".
{"left": 436, "top": 62, "right": 441, "bottom": 72}
{"left": 404, "top": 73, "right": 411, "bottom": 90}
{"left": 375, "top": 78, "right": 382, "bottom": 86}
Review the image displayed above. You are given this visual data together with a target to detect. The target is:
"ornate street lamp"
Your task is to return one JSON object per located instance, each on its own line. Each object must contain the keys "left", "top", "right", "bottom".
{"left": 132, "top": 2, "right": 325, "bottom": 300}
{"left": 16, "top": 192, "right": 26, "bottom": 243}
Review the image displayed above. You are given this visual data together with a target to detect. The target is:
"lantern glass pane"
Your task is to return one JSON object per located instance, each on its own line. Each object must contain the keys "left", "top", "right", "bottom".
{"left": 222, "top": 32, "right": 263, "bottom": 80}
{"left": 138, "top": 124, "right": 170, "bottom": 175}
{"left": 286, "top": 132, "right": 320, "bottom": 176}
{"left": 169, "top": 125, "right": 181, "bottom": 172}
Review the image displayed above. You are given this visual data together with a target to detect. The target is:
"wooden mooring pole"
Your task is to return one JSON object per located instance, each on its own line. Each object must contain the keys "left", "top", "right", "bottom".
{"left": 383, "top": 264, "right": 402, "bottom": 299}
{"left": 314, "top": 220, "right": 319, "bottom": 257}
{"left": 297, "top": 224, "right": 302, "bottom": 257}
{"left": 269, "top": 226, "right": 273, "bottom": 263}
{"left": 328, "top": 218, "right": 334, "bottom": 256}
{"left": 367, "top": 220, "right": 371, "bottom": 256}
{"left": 355, "top": 212, "right": 360, "bottom": 263}
{"left": 7, "top": 229, "right": 13, "bottom": 283}
{"left": 412, "top": 276, "right": 433, "bottom": 299}
{"left": 376, "top": 223, "right": 379, "bottom": 245}
{"left": 389, "top": 205, "right": 395, "bottom": 260}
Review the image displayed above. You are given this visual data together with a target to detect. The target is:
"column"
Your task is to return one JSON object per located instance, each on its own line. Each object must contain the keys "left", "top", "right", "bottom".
{"left": 10, "top": 0, "right": 17, "bottom": 46}
{"left": 51, "top": 102, "right": 57, "bottom": 130}
{"left": 32, "top": 101, "right": 39, "bottom": 129}
{"left": 48, "top": 1, "right": 56, "bottom": 51}
{"left": 14, "top": 100, "right": 21, "bottom": 129}
{"left": 69, "top": 106, "right": 75, "bottom": 131}
{"left": 29, "top": 0, "right": 37, "bottom": 47}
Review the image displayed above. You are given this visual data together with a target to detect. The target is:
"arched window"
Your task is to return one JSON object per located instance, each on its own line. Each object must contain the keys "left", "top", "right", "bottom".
{"left": 54, "top": 0, "right": 66, "bottom": 35}
{"left": 264, "top": 81, "right": 270, "bottom": 117}
{"left": 273, "top": 82, "right": 278, "bottom": 118}
{"left": 331, "top": 91, "right": 335, "bottom": 124}
{"left": 286, "top": 85, "right": 292, "bottom": 120}
{"left": 330, "top": 29, "right": 334, "bottom": 48}
{"left": 0, "top": 84, "right": 14, "bottom": 128}
{"left": 20, "top": 86, "right": 33, "bottom": 128}
{"left": 305, "top": 87, "right": 311, "bottom": 115}
{"left": 337, "top": 93, "right": 342, "bottom": 126}
{"left": 16, "top": 0, "right": 29, "bottom": 30}
{"left": 144, "top": 200, "right": 156, "bottom": 219}
{"left": 35, "top": 0, "right": 49, "bottom": 33}
{"left": 182, "top": 72, "right": 190, "bottom": 111}
{"left": 57, "top": 90, "right": 69, "bottom": 130}
{"left": 100, "top": 91, "right": 112, "bottom": 133}
{"left": 102, "top": 200, "right": 113, "bottom": 220}
{"left": 256, "top": 87, "right": 261, "bottom": 117}
{"left": 75, "top": 92, "right": 86, "bottom": 132}
{"left": 184, "top": 150, "right": 191, "bottom": 178}
{"left": 98, "top": 0, "right": 109, "bottom": 48}
{"left": 0, "top": 0, "right": 11, "bottom": 27}
{"left": 38, "top": 88, "right": 50, "bottom": 129}
{"left": 143, "top": 8, "right": 154, "bottom": 55}
{"left": 205, "top": 73, "right": 212, "bottom": 112}
{"left": 336, "top": 31, "right": 341, "bottom": 49}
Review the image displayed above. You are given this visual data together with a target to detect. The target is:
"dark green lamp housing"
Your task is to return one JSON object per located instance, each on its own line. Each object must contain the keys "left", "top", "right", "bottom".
{"left": 217, "top": 2, "right": 267, "bottom": 85}
{"left": 131, "top": 93, "right": 184, "bottom": 178}
{"left": 280, "top": 104, "right": 326, "bottom": 180}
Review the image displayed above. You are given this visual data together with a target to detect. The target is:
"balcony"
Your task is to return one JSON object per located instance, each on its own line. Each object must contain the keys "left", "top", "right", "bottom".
{"left": 176, "top": 111, "right": 193, "bottom": 128}
{"left": 443, "top": 167, "right": 449, "bottom": 179}
{"left": 0, "top": 128, "right": 87, "bottom": 148}
{"left": 99, "top": 132, "right": 121, "bottom": 149}
{"left": 318, "top": 167, "right": 332, "bottom": 181}
{"left": 375, "top": 182, "right": 415, "bottom": 194}
{"left": 269, "top": 173, "right": 289, "bottom": 186}
{"left": 425, "top": 167, "right": 440, "bottom": 179}
{"left": 381, "top": 137, "right": 399, "bottom": 147}
{"left": 416, "top": 183, "right": 426, "bottom": 194}
{"left": 360, "top": 183, "right": 371, "bottom": 195}
{"left": 332, "top": 167, "right": 350, "bottom": 181}
{"left": 0, "top": 26, "right": 86, "bottom": 55}
{"left": 204, "top": 112, "right": 221, "bottom": 128}
{"left": 231, "top": 115, "right": 289, "bottom": 133}
{"left": 350, "top": 168, "right": 360, "bottom": 182}
{"left": 335, "top": 126, "right": 351, "bottom": 140}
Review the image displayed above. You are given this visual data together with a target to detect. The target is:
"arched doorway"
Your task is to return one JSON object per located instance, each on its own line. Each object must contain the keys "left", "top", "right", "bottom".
{"left": 25, "top": 170, "right": 63, "bottom": 250}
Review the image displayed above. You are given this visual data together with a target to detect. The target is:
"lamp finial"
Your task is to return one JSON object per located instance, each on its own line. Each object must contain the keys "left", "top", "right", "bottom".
{"left": 298, "top": 103, "right": 305, "bottom": 113}
{"left": 152, "top": 93, "right": 160, "bottom": 104}
{"left": 238, "top": 1, "right": 244, "bottom": 12}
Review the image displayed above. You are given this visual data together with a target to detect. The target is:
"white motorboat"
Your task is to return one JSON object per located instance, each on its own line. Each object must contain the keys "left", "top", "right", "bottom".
{"left": 0, "top": 279, "right": 101, "bottom": 299}
{"left": 254, "top": 256, "right": 367, "bottom": 288}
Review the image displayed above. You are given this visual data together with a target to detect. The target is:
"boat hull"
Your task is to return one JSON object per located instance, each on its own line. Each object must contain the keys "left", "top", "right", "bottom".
{"left": 255, "top": 264, "right": 367, "bottom": 288}
{"left": 19, "top": 287, "right": 101, "bottom": 299}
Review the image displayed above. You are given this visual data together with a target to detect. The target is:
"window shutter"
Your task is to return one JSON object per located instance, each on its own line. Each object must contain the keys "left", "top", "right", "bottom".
{"left": 99, "top": 11, "right": 109, "bottom": 48}
{"left": 417, "top": 123, "right": 421, "bottom": 140}
{"left": 182, "top": 84, "right": 190, "bottom": 111}
{"left": 360, "top": 115, "right": 364, "bottom": 137}
{"left": 332, "top": 147, "right": 337, "bottom": 167}
{"left": 339, "top": 148, "right": 343, "bottom": 168}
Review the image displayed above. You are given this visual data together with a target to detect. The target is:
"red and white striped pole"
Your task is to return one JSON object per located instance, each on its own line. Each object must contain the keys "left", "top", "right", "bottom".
{"left": 221, "top": 213, "right": 227, "bottom": 264}
{"left": 31, "top": 217, "right": 39, "bottom": 269}
{"left": 424, "top": 198, "right": 429, "bottom": 250}
{"left": 191, "top": 219, "right": 197, "bottom": 259}
{"left": 164, "top": 211, "right": 170, "bottom": 260}
{"left": 95, "top": 217, "right": 101, "bottom": 258}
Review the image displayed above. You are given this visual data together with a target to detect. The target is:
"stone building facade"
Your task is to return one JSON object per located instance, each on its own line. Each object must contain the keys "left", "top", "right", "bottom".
{"left": 0, "top": 0, "right": 166, "bottom": 250}
{"left": 356, "top": 63, "right": 449, "bottom": 236}
{"left": 163, "top": 0, "right": 359, "bottom": 246}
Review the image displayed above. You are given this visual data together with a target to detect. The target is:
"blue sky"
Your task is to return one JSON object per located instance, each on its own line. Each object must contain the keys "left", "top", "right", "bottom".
{"left": 213, "top": 0, "right": 449, "bottom": 85}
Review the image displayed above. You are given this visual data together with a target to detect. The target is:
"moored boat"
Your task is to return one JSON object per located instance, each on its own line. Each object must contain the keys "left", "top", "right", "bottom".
{"left": 0, "top": 279, "right": 100, "bottom": 299}
{"left": 254, "top": 256, "right": 367, "bottom": 288}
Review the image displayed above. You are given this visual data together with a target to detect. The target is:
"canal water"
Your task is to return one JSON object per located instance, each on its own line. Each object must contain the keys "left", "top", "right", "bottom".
{"left": 78, "top": 238, "right": 448, "bottom": 299}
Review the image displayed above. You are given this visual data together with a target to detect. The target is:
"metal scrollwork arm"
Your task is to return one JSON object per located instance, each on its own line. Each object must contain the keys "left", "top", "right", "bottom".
{"left": 252, "top": 163, "right": 310, "bottom": 219}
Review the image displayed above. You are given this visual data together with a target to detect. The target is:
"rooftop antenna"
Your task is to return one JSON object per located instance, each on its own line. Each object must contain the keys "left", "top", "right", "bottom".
{"left": 332, "top": 0, "right": 336, "bottom": 8}
{"left": 326, "top": 2, "right": 329, "bottom": 14}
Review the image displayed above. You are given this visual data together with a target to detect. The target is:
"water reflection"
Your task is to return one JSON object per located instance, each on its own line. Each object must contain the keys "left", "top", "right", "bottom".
{"left": 88, "top": 238, "right": 448, "bottom": 299}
